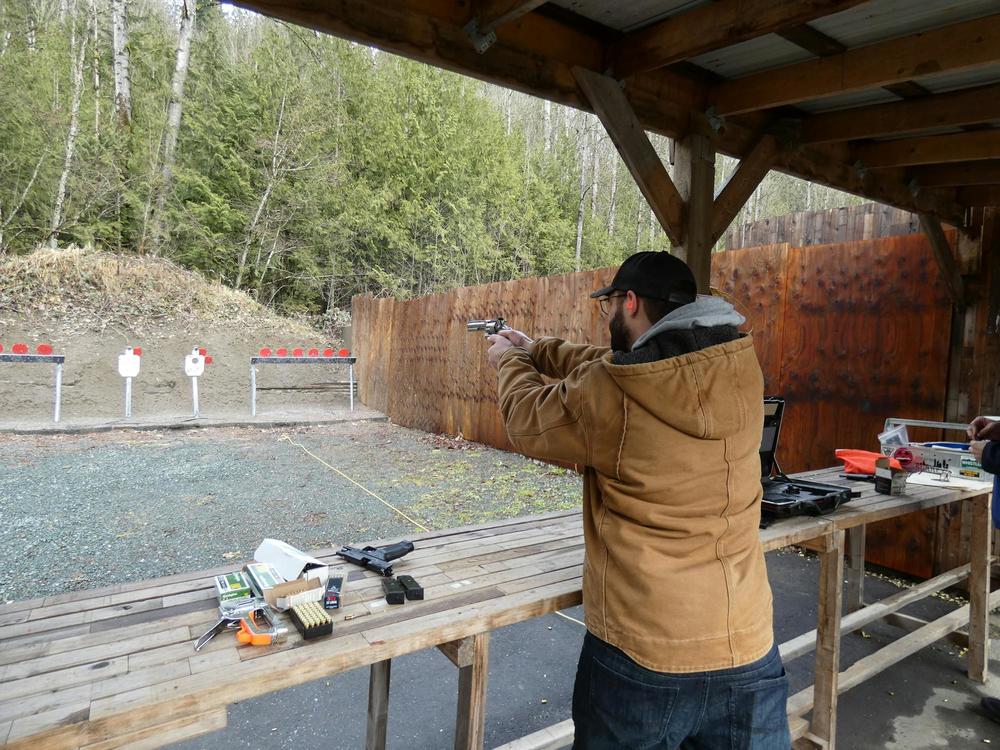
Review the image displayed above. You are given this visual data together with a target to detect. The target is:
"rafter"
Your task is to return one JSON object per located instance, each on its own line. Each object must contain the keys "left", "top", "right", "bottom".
{"left": 957, "top": 185, "right": 1000, "bottom": 207}
{"left": 473, "top": 0, "right": 546, "bottom": 35}
{"left": 802, "top": 83, "right": 1000, "bottom": 144}
{"left": 910, "top": 161, "right": 1000, "bottom": 188}
{"left": 854, "top": 130, "right": 1000, "bottom": 169}
{"left": 710, "top": 13, "right": 1000, "bottom": 115}
{"left": 573, "top": 67, "right": 685, "bottom": 244}
{"left": 611, "top": 0, "right": 869, "bottom": 79}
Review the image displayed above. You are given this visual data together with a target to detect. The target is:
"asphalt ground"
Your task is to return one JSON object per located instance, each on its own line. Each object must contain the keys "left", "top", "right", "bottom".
{"left": 1, "top": 423, "right": 999, "bottom": 748}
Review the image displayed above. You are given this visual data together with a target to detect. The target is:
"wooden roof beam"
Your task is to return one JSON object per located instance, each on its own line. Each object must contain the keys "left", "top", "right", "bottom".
{"left": 910, "top": 161, "right": 1000, "bottom": 188}
{"left": 854, "top": 130, "right": 1000, "bottom": 169}
{"left": 574, "top": 67, "right": 685, "bottom": 244}
{"left": 471, "top": 0, "right": 547, "bottom": 37}
{"left": 802, "top": 83, "right": 1000, "bottom": 144}
{"left": 611, "top": 0, "right": 870, "bottom": 79}
{"left": 709, "top": 13, "right": 1000, "bottom": 115}
{"left": 957, "top": 185, "right": 1000, "bottom": 207}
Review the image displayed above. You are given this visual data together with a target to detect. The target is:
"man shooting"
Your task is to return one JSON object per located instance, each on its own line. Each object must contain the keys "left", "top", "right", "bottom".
{"left": 484, "top": 251, "right": 788, "bottom": 749}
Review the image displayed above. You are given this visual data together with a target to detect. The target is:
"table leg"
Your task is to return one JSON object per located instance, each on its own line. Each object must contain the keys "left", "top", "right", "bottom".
{"left": 454, "top": 632, "right": 490, "bottom": 750}
{"left": 968, "top": 494, "right": 991, "bottom": 683}
{"left": 366, "top": 659, "right": 391, "bottom": 750}
{"left": 845, "top": 525, "right": 866, "bottom": 613}
{"left": 812, "top": 529, "right": 845, "bottom": 750}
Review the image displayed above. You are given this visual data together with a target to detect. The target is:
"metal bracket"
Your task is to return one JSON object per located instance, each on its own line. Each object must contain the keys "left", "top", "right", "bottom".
{"left": 463, "top": 18, "right": 496, "bottom": 54}
{"left": 705, "top": 105, "right": 725, "bottom": 134}
{"left": 907, "top": 178, "right": 921, "bottom": 198}
{"left": 853, "top": 160, "right": 867, "bottom": 180}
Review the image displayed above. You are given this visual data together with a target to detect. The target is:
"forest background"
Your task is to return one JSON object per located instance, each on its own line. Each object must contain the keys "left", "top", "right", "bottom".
{"left": 0, "top": 0, "right": 862, "bottom": 324}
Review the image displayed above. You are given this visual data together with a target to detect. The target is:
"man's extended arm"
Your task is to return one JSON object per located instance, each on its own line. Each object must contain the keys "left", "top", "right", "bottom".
{"left": 529, "top": 337, "right": 610, "bottom": 380}
{"left": 495, "top": 347, "right": 591, "bottom": 466}
{"left": 981, "top": 440, "right": 1000, "bottom": 476}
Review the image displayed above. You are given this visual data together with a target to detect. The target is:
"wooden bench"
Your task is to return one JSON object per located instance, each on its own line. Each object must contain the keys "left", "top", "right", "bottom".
{"left": 0, "top": 472, "right": 991, "bottom": 750}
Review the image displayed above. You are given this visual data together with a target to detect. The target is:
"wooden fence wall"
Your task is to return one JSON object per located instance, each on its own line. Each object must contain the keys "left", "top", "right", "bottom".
{"left": 724, "top": 204, "right": 920, "bottom": 251}
{"left": 354, "top": 233, "right": 952, "bottom": 472}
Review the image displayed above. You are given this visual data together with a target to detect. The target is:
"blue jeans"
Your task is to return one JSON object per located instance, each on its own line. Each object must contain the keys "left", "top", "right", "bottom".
{"left": 572, "top": 632, "right": 791, "bottom": 750}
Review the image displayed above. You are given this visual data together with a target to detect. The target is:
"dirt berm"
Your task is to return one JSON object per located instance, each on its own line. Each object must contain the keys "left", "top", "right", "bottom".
{"left": 0, "top": 248, "right": 351, "bottom": 421}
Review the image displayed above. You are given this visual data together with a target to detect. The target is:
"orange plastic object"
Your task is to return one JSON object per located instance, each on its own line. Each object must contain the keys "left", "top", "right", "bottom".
{"left": 236, "top": 618, "right": 275, "bottom": 647}
{"left": 834, "top": 449, "right": 901, "bottom": 474}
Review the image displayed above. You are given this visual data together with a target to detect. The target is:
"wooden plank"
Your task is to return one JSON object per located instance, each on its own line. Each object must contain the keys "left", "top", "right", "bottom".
{"left": 779, "top": 562, "right": 972, "bottom": 662}
{"left": 967, "top": 494, "right": 991, "bottom": 683}
{"left": 811, "top": 530, "right": 844, "bottom": 748}
{"left": 911, "top": 160, "right": 1000, "bottom": 188}
{"left": 437, "top": 636, "right": 474, "bottom": 668}
{"left": 788, "top": 585, "right": 1000, "bottom": 718}
{"left": 855, "top": 130, "right": 1000, "bottom": 169}
{"left": 572, "top": 67, "right": 685, "bottom": 245}
{"left": 365, "top": 660, "right": 391, "bottom": 750}
{"left": 473, "top": 0, "right": 546, "bottom": 35}
{"left": 610, "top": 0, "right": 869, "bottom": 78}
{"left": 454, "top": 632, "right": 489, "bottom": 750}
{"left": 957, "top": 185, "right": 1000, "bottom": 207}
{"left": 78, "top": 709, "right": 227, "bottom": 750}
{"left": 711, "top": 133, "right": 781, "bottom": 243}
{"left": 709, "top": 13, "right": 1000, "bottom": 115}
{"left": 674, "top": 132, "right": 716, "bottom": 293}
{"left": 845, "top": 525, "right": 865, "bottom": 613}
{"left": 492, "top": 718, "right": 573, "bottom": 750}
{"left": 802, "top": 84, "right": 1000, "bottom": 144}
{"left": 883, "top": 612, "right": 969, "bottom": 650}
{"left": 919, "top": 213, "right": 967, "bottom": 308}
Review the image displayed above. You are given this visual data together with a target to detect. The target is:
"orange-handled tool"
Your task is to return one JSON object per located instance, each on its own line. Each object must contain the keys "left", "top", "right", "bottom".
{"left": 235, "top": 607, "right": 288, "bottom": 647}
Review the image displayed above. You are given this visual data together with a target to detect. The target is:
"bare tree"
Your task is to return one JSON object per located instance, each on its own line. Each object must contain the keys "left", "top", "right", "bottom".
{"left": 48, "top": 9, "right": 88, "bottom": 248}
{"left": 90, "top": 0, "right": 100, "bottom": 137}
{"left": 607, "top": 159, "right": 618, "bottom": 237}
{"left": 110, "top": 0, "right": 131, "bottom": 129}
{"left": 147, "top": 0, "right": 195, "bottom": 252}
{"left": 543, "top": 99, "right": 551, "bottom": 153}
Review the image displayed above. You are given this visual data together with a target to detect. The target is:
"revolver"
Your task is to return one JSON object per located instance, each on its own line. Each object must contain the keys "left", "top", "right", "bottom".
{"left": 467, "top": 318, "right": 510, "bottom": 336}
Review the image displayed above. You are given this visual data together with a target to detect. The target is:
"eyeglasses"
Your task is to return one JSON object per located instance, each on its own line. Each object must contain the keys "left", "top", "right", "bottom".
{"left": 598, "top": 293, "right": 627, "bottom": 318}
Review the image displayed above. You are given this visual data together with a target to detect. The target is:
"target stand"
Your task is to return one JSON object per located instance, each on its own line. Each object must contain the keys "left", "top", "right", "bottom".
{"left": 250, "top": 347, "right": 356, "bottom": 416}
{"left": 0, "top": 343, "right": 64, "bottom": 423}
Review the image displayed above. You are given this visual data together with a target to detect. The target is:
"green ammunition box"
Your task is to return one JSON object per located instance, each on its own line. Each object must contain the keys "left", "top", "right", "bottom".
{"left": 214, "top": 571, "right": 253, "bottom": 603}
{"left": 243, "top": 562, "right": 285, "bottom": 598}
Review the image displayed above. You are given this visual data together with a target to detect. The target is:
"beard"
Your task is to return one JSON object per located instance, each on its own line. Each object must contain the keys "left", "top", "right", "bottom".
{"left": 609, "top": 306, "right": 632, "bottom": 352}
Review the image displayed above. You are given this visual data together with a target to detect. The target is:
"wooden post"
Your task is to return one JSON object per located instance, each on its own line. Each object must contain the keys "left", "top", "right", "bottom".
{"left": 454, "top": 632, "right": 490, "bottom": 750}
{"left": 845, "top": 525, "right": 866, "bottom": 613}
{"left": 812, "top": 530, "right": 845, "bottom": 749}
{"left": 968, "top": 494, "right": 991, "bottom": 683}
{"left": 366, "top": 659, "right": 392, "bottom": 750}
{"left": 674, "top": 132, "right": 716, "bottom": 293}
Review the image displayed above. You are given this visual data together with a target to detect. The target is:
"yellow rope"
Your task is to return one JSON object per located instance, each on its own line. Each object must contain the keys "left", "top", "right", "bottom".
{"left": 555, "top": 610, "right": 585, "bottom": 627}
{"left": 278, "top": 434, "right": 431, "bottom": 532}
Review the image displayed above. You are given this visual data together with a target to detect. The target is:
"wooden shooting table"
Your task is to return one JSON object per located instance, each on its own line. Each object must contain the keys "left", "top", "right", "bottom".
{"left": 0, "top": 469, "right": 991, "bottom": 750}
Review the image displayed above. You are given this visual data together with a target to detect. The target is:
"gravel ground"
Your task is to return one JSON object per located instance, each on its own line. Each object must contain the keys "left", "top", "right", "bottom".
{"left": 0, "top": 421, "right": 581, "bottom": 603}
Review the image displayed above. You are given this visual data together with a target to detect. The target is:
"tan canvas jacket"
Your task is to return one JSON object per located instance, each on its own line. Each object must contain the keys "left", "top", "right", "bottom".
{"left": 496, "top": 335, "right": 774, "bottom": 673}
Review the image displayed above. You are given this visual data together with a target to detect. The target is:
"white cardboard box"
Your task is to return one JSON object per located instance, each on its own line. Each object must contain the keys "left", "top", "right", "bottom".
{"left": 254, "top": 538, "right": 329, "bottom": 587}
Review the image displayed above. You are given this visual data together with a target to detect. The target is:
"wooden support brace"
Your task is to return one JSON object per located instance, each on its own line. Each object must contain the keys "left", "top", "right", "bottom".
{"left": 473, "top": 0, "right": 546, "bottom": 35}
{"left": 811, "top": 529, "right": 844, "bottom": 750}
{"left": 883, "top": 612, "right": 970, "bottom": 650}
{"left": 572, "top": 67, "right": 685, "bottom": 246}
{"left": 845, "top": 525, "right": 865, "bottom": 614}
{"left": 919, "top": 214, "right": 968, "bottom": 308}
{"left": 967, "top": 494, "right": 991, "bottom": 683}
{"left": 455, "top": 632, "right": 490, "bottom": 750}
{"left": 710, "top": 132, "right": 782, "bottom": 244}
{"left": 438, "top": 635, "right": 476, "bottom": 668}
{"left": 366, "top": 659, "right": 391, "bottom": 750}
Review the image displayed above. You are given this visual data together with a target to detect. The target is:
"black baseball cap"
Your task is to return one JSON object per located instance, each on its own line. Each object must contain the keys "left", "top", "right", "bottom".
{"left": 590, "top": 251, "right": 697, "bottom": 305}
